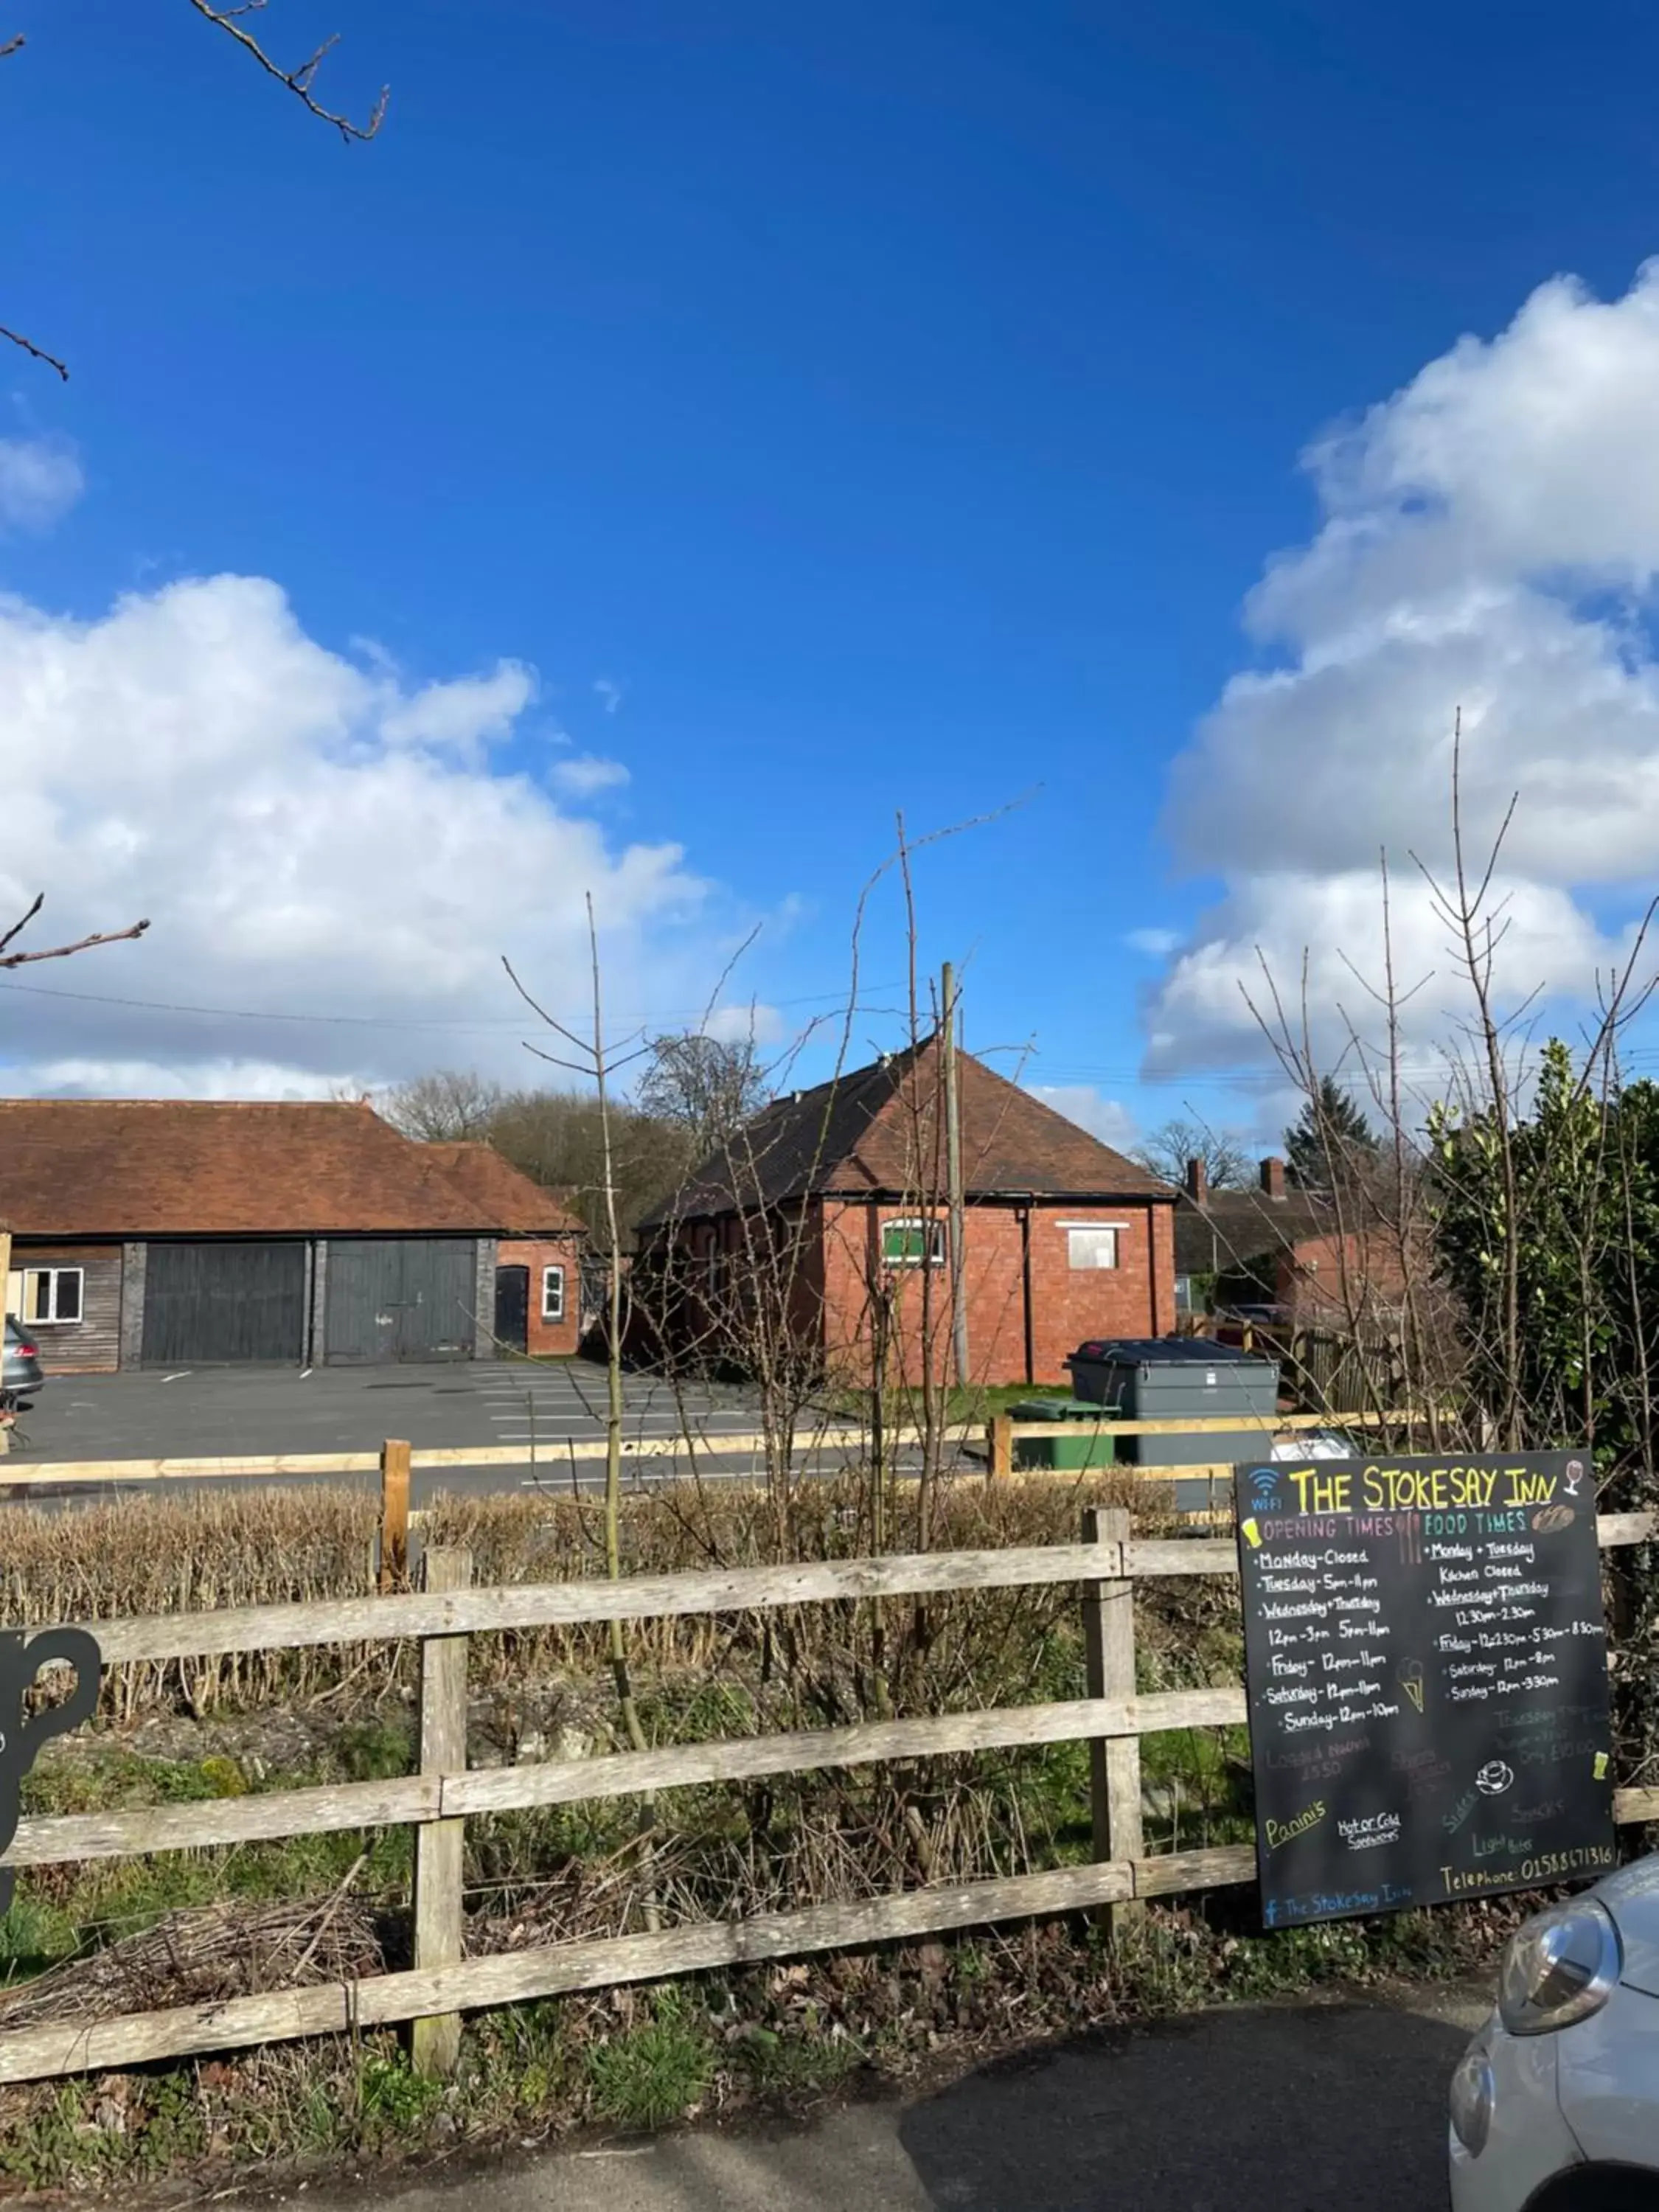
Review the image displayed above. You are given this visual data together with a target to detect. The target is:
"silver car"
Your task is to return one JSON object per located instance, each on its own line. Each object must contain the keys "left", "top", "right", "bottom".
{"left": 2, "top": 1315, "right": 44, "bottom": 1397}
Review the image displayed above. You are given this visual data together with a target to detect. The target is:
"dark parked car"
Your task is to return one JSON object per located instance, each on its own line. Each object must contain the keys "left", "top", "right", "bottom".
{"left": 3, "top": 1316, "right": 44, "bottom": 1397}
{"left": 1214, "top": 1302, "right": 1290, "bottom": 1347}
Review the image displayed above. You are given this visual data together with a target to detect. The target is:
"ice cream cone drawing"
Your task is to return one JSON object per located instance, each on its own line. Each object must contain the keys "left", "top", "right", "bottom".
{"left": 1399, "top": 1660, "right": 1425, "bottom": 1714}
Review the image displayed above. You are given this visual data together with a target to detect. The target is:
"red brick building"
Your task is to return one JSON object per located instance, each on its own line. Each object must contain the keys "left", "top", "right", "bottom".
{"left": 423, "top": 1143, "right": 587, "bottom": 1359}
{"left": 636, "top": 1038, "right": 1177, "bottom": 1388}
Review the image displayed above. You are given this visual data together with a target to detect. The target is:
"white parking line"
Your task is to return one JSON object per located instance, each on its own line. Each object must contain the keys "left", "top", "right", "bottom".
{"left": 490, "top": 1422, "right": 762, "bottom": 1437}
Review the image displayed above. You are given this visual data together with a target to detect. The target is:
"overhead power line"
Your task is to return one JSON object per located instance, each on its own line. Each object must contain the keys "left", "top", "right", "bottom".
{"left": 0, "top": 975, "right": 899, "bottom": 1032}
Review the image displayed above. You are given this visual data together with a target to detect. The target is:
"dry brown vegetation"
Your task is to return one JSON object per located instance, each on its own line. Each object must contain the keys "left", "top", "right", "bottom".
{"left": 1, "top": 1472, "right": 1186, "bottom": 1719}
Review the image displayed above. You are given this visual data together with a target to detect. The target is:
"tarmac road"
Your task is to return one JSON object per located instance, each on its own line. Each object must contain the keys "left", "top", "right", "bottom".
{"left": 288, "top": 1980, "right": 1485, "bottom": 2212}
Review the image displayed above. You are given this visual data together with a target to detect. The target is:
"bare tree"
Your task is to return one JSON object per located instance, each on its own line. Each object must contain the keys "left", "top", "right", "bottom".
{"left": 504, "top": 916, "right": 661, "bottom": 1929}
{"left": 636, "top": 1031, "right": 771, "bottom": 1153}
{"left": 1242, "top": 713, "right": 1659, "bottom": 1455}
{"left": 1132, "top": 1116, "right": 1252, "bottom": 1192}
{"left": 377, "top": 1068, "right": 505, "bottom": 1144}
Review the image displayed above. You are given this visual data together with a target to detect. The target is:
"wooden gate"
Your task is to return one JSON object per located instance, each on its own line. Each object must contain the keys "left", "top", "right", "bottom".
{"left": 323, "top": 1239, "right": 477, "bottom": 1363}
{"left": 139, "top": 1241, "right": 307, "bottom": 1366}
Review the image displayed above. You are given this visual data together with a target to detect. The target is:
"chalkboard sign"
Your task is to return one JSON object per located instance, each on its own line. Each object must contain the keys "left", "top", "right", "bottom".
{"left": 1235, "top": 1453, "right": 1615, "bottom": 1930}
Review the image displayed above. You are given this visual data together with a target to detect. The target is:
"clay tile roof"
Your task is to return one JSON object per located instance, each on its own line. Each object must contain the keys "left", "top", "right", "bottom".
{"left": 422, "top": 1143, "right": 585, "bottom": 1237}
{"left": 0, "top": 1099, "right": 583, "bottom": 1239}
{"left": 641, "top": 1037, "right": 1175, "bottom": 1225}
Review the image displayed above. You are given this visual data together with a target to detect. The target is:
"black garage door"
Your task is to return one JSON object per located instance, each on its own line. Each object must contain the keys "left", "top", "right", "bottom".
{"left": 141, "top": 1242, "right": 307, "bottom": 1366}
{"left": 324, "top": 1239, "right": 477, "bottom": 1363}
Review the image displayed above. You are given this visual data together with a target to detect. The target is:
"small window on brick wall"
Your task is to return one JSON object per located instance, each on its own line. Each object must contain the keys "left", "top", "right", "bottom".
{"left": 541, "top": 1265, "right": 566, "bottom": 1323}
{"left": 1064, "top": 1226, "right": 1120, "bottom": 1271}
{"left": 881, "top": 1218, "right": 946, "bottom": 1268}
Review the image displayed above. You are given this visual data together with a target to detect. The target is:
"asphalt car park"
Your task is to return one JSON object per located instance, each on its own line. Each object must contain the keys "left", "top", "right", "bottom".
{"left": 14, "top": 1359, "right": 755, "bottom": 1460}
{"left": 1, "top": 1360, "right": 883, "bottom": 1501}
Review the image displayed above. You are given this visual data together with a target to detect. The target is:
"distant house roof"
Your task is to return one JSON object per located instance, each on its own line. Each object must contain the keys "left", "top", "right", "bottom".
{"left": 0, "top": 1100, "right": 584, "bottom": 1239}
{"left": 1173, "top": 1176, "right": 1331, "bottom": 1279}
{"left": 641, "top": 1037, "right": 1176, "bottom": 1226}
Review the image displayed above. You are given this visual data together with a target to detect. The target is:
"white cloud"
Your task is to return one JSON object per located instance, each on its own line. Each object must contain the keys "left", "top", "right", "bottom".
{"left": 593, "top": 678, "right": 623, "bottom": 716}
{"left": 1027, "top": 1084, "right": 1138, "bottom": 1153}
{"left": 1149, "top": 263, "right": 1659, "bottom": 1084}
{"left": 551, "top": 754, "right": 630, "bottom": 796}
{"left": 0, "top": 574, "right": 728, "bottom": 1096}
{"left": 15, "top": 1057, "right": 339, "bottom": 1102}
{"left": 703, "top": 1002, "right": 785, "bottom": 1046}
{"left": 1125, "top": 926, "right": 1180, "bottom": 957}
{"left": 380, "top": 663, "right": 535, "bottom": 751}
{"left": 0, "top": 436, "right": 83, "bottom": 530}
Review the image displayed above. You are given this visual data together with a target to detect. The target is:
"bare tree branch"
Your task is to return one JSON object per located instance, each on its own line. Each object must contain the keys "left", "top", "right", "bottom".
{"left": 0, "top": 7, "right": 386, "bottom": 386}
{"left": 186, "top": 0, "right": 389, "bottom": 143}
{"left": 0, "top": 895, "right": 150, "bottom": 970}
{"left": 0, "top": 322, "right": 67, "bottom": 380}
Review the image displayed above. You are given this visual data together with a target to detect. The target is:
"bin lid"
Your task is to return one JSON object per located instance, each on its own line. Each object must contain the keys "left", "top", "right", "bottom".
{"left": 1009, "top": 1398, "right": 1116, "bottom": 1421}
{"left": 1065, "top": 1337, "right": 1266, "bottom": 1368}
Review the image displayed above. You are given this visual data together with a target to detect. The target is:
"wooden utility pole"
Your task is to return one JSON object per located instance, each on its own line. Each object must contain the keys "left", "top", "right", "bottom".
{"left": 941, "top": 963, "right": 970, "bottom": 1391}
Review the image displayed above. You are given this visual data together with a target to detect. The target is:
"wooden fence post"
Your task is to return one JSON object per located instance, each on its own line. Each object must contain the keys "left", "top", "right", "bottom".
{"left": 1082, "top": 1505, "right": 1141, "bottom": 1935}
{"left": 988, "top": 1413, "right": 1012, "bottom": 1481}
{"left": 379, "top": 1439, "right": 411, "bottom": 1593}
{"left": 0, "top": 1225, "right": 12, "bottom": 1461}
{"left": 411, "top": 1545, "right": 471, "bottom": 2077}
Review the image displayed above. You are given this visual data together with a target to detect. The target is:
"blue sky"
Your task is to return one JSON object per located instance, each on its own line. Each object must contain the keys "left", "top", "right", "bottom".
{"left": 7, "top": 0, "right": 1659, "bottom": 1150}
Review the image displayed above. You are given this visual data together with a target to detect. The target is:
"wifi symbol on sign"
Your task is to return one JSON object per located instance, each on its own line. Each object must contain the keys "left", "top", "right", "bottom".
{"left": 1249, "top": 1467, "right": 1279, "bottom": 1509}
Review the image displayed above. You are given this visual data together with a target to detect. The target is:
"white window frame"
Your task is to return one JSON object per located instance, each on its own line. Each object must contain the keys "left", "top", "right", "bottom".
{"left": 881, "top": 1217, "right": 947, "bottom": 1269}
{"left": 23, "top": 1265, "right": 85, "bottom": 1325}
{"left": 1058, "top": 1221, "right": 1124, "bottom": 1272}
{"left": 540, "top": 1264, "right": 566, "bottom": 1324}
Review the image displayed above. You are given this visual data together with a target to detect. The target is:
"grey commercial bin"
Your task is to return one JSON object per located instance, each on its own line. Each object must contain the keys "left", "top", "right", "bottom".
{"left": 1062, "top": 1337, "right": 1280, "bottom": 1467}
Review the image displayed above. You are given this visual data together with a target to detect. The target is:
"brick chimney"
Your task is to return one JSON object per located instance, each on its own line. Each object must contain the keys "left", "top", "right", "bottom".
{"left": 1260, "top": 1155, "right": 1286, "bottom": 1199}
{"left": 1186, "top": 1156, "right": 1208, "bottom": 1205}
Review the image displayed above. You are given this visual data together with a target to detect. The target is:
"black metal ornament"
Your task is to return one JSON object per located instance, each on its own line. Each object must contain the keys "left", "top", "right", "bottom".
{"left": 0, "top": 1628, "right": 102, "bottom": 1917}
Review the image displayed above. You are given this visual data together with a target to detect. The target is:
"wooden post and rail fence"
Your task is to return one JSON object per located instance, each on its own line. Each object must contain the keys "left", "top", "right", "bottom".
{"left": 1, "top": 1501, "right": 1655, "bottom": 2089}
{"left": 0, "top": 1408, "right": 1438, "bottom": 1577}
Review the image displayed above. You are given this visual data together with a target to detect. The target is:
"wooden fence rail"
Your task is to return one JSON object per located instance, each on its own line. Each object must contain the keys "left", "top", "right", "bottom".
{"left": 983, "top": 1405, "right": 1437, "bottom": 1478}
{"left": 0, "top": 1509, "right": 1652, "bottom": 2086}
{"left": 3, "top": 1407, "right": 1425, "bottom": 1492}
